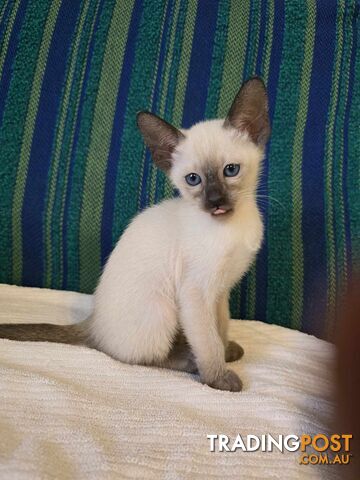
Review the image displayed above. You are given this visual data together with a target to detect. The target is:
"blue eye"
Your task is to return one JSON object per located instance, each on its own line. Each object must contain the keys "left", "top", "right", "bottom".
{"left": 185, "top": 173, "right": 201, "bottom": 186}
{"left": 223, "top": 163, "right": 240, "bottom": 177}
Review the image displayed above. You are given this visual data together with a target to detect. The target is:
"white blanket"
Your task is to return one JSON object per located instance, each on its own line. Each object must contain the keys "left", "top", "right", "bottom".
{"left": 0, "top": 284, "right": 337, "bottom": 479}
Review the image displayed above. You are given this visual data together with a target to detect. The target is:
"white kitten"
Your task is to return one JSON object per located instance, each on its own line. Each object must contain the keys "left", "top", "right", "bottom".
{"left": 0, "top": 78, "right": 270, "bottom": 392}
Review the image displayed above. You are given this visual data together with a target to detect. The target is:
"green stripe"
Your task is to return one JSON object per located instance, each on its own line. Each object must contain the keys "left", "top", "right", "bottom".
{"left": 11, "top": 0, "right": 61, "bottom": 284}
{"left": 244, "top": 0, "right": 261, "bottom": 78}
{"left": 347, "top": 7, "right": 360, "bottom": 273}
{"left": 79, "top": 1, "right": 134, "bottom": 292}
{"left": 263, "top": 0, "right": 274, "bottom": 80}
{"left": 290, "top": 0, "right": 316, "bottom": 329}
{"left": 0, "top": 0, "right": 20, "bottom": 79}
{"left": 266, "top": 1, "right": 309, "bottom": 328}
{"left": 171, "top": 0, "right": 197, "bottom": 126}
{"left": 44, "top": 0, "right": 92, "bottom": 287}
{"left": 0, "top": 0, "right": 10, "bottom": 26}
{"left": 331, "top": 3, "right": 354, "bottom": 334}
{"left": 324, "top": 3, "right": 345, "bottom": 337}
{"left": 0, "top": 0, "right": 52, "bottom": 284}
{"left": 217, "top": 0, "right": 250, "bottom": 116}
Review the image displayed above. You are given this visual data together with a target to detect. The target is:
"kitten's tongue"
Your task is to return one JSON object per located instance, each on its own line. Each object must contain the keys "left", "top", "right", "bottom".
{"left": 213, "top": 208, "right": 227, "bottom": 215}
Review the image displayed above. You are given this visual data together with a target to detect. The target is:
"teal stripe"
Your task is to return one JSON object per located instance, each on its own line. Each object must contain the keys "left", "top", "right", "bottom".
{"left": 290, "top": 0, "right": 316, "bottom": 329}
{"left": 113, "top": 0, "right": 197, "bottom": 243}
{"left": 347, "top": 5, "right": 360, "bottom": 273}
{"left": 267, "top": 1, "right": 309, "bottom": 328}
{"left": 0, "top": 0, "right": 52, "bottom": 284}
{"left": 11, "top": 0, "right": 61, "bottom": 284}
{"left": 205, "top": 0, "right": 230, "bottom": 119}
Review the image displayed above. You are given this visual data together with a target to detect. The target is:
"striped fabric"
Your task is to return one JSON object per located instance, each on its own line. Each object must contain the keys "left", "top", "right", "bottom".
{"left": 0, "top": 0, "right": 358, "bottom": 339}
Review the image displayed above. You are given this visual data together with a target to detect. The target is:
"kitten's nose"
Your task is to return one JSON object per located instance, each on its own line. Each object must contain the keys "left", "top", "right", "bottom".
{"left": 206, "top": 191, "right": 226, "bottom": 208}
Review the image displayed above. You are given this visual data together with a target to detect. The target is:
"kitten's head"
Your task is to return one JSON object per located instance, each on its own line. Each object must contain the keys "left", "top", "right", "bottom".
{"left": 137, "top": 77, "right": 270, "bottom": 217}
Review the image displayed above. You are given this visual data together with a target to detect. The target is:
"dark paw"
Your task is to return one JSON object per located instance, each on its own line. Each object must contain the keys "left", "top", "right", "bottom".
{"left": 225, "top": 341, "right": 244, "bottom": 362}
{"left": 207, "top": 369, "right": 243, "bottom": 392}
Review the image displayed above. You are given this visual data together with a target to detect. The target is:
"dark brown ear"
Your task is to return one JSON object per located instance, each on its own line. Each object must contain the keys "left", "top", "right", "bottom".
{"left": 136, "top": 112, "right": 184, "bottom": 171}
{"left": 224, "top": 77, "right": 270, "bottom": 147}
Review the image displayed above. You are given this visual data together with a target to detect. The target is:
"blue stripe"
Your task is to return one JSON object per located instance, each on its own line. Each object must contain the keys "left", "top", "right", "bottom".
{"left": 22, "top": 0, "right": 81, "bottom": 286}
{"left": 301, "top": 3, "right": 337, "bottom": 336}
{"left": 101, "top": 0, "right": 143, "bottom": 265}
{"left": 139, "top": 0, "right": 173, "bottom": 210}
{"left": 182, "top": 0, "right": 220, "bottom": 127}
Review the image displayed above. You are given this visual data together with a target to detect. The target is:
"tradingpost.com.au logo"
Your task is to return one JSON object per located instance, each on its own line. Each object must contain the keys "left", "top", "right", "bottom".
{"left": 207, "top": 434, "right": 353, "bottom": 465}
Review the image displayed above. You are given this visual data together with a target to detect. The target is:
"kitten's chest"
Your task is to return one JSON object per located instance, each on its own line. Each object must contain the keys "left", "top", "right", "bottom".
{"left": 185, "top": 212, "right": 263, "bottom": 288}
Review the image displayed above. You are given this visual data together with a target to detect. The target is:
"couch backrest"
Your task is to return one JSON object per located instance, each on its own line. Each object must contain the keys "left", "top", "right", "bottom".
{"left": 0, "top": 0, "right": 359, "bottom": 339}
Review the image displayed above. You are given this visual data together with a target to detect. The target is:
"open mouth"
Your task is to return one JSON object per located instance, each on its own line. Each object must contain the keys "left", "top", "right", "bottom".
{"left": 211, "top": 207, "right": 232, "bottom": 216}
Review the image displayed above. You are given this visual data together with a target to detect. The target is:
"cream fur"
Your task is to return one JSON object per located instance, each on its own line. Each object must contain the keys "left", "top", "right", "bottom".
{"left": 90, "top": 119, "right": 264, "bottom": 390}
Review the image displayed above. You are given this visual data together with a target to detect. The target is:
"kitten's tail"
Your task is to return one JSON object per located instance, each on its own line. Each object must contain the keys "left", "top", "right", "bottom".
{"left": 0, "top": 320, "right": 91, "bottom": 346}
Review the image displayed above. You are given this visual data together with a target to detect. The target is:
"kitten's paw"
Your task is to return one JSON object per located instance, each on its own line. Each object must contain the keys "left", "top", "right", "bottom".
{"left": 225, "top": 341, "right": 244, "bottom": 362}
{"left": 207, "top": 369, "right": 242, "bottom": 392}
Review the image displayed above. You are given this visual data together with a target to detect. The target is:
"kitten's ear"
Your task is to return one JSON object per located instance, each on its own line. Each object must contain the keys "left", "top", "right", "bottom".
{"left": 136, "top": 112, "right": 185, "bottom": 171}
{"left": 224, "top": 77, "right": 270, "bottom": 147}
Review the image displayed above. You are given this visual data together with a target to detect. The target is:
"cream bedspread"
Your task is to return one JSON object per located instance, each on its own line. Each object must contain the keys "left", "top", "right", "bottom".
{"left": 0, "top": 284, "right": 338, "bottom": 479}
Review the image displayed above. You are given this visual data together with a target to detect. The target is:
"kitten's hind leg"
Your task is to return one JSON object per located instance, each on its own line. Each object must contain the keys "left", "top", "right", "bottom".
{"left": 225, "top": 340, "right": 244, "bottom": 362}
{"left": 155, "top": 331, "right": 198, "bottom": 374}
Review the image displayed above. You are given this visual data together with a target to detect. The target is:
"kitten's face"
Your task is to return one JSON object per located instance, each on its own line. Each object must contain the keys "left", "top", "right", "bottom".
{"left": 137, "top": 77, "right": 270, "bottom": 218}
{"left": 170, "top": 120, "right": 262, "bottom": 216}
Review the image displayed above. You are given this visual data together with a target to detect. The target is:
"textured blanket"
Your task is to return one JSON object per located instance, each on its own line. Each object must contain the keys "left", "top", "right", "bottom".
{"left": 0, "top": 284, "right": 338, "bottom": 479}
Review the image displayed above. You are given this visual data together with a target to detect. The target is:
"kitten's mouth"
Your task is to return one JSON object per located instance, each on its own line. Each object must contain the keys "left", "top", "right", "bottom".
{"left": 211, "top": 207, "right": 232, "bottom": 216}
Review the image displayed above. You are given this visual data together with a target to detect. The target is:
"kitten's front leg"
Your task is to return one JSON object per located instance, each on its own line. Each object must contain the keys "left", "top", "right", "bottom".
{"left": 217, "top": 293, "right": 244, "bottom": 363}
{"left": 179, "top": 285, "right": 242, "bottom": 392}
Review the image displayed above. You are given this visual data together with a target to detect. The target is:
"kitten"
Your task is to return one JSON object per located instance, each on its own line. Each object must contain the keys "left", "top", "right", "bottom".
{"left": 0, "top": 77, "right": 270, "bottom": 392}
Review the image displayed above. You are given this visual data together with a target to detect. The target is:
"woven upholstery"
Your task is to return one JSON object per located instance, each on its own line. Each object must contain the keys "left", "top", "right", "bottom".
{"left": 0, "top": 0, "right": 359, "bottom": 338}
